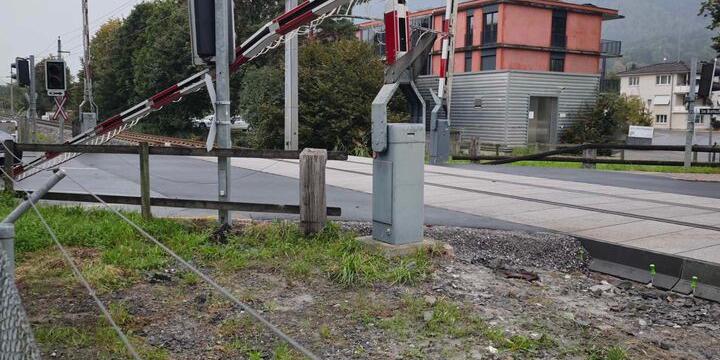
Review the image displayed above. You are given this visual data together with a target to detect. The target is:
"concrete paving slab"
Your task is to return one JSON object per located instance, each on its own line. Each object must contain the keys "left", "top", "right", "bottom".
{"left": 575, "top": 221, "right": 691, "bottom": 243}
{"left": 624, "top": 229, "right": 720, "bottom": 255}
{"left": 678, "top": 246, "right": 720, "bottom": 264}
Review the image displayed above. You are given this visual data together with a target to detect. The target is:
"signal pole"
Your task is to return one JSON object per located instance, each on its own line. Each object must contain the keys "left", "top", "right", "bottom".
{"left": 685, "top": 58, "right": 698, "bottom": 168}
{"left": 9, "top": 72, "right": 14, "bottom": 115}
{"left": 28, "top": 55, "right": 37, "bottom": 143}
{"left": 79, "top": 0, "right": 98, "bottom": 134}
{"left": 284, "top": 0, "right": 299, "bottom": 151}
{"left": 215, "top": 0, "right": 232, "bottom": 225}
{"left": 56, "top": 36, "right": 70, "bottom": 143}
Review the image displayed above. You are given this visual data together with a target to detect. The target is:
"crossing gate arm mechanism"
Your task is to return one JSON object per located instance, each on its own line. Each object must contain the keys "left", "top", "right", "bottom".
{"left": 14, "top": 0, "right": 355, "bottom": 180}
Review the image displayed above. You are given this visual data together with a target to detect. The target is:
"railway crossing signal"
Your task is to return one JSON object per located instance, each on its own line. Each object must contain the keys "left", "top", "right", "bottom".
{"left": 11, "top": 58, "right": 31, "bottom": 88}
{"left": 45, "top": 59, "right": 67, "bottom": 97}
{"left": 188, "top": 0, "right": 236, "bottom": 66}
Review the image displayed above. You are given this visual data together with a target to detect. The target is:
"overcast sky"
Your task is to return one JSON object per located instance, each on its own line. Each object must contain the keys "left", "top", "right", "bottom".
{"left": 0, "top": 0, "right": 145, "bottom": 85}
{"left": 0, "top": 0, "right": 444, "bottom": 85}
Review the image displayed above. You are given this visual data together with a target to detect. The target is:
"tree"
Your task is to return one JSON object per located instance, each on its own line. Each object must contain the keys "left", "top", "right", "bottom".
{"left": 561, "top": 94, "right": 653, "bottom": 144}
{"left": 239, "top": 39, "right": 386, "bottom": 152}
{"left": 701, "top": 0, "right": 720, "bottom": 52}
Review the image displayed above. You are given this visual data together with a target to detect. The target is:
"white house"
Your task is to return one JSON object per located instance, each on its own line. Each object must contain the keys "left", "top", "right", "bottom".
{"left": 618, "top": 62, "right": 714, "bottom": 131}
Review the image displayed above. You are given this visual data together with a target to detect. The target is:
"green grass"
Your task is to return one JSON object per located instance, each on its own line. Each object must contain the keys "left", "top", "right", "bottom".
{"left": 377, "top": 295, "right": 556, "bottom": 356}
{"left": 508, "top": 161, "right": 720, "bottom": 174}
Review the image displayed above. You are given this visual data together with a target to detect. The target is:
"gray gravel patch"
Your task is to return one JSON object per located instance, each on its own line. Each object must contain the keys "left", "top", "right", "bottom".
{"left": 340, "top": 222, "right": 590, "bottom": 273}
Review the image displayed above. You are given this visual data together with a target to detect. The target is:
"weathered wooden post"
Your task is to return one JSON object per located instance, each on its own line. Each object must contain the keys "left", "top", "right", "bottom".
{"left": 299, "top": 148, "right": 327, "bottom": 235}
{"left": 582, "top": 146, "right": 597, "bottom": 169}
{"left": 3, "top": 140, "right": 15, "bottom": 193}
{"left": 139, "top": 142, "right": 152, "bottom": 220}
{"left": 470, "top": 137, "right": 479, "bottom": 160}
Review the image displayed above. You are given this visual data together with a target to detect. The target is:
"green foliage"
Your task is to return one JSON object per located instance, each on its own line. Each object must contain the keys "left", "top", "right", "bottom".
{"left": 239, "top": 39, "right": 386, "bottom": 152}
{"left": 701, "top": 0, "right": 720, "bottom": 53}
{"left": 560, "top": 94, "right": 653, "bottom": 144}
{"left": 84, "top": 0, "right": 286, "bottom": 137}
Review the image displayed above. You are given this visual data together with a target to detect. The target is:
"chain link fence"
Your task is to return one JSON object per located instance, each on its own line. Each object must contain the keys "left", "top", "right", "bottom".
{"left": 0, "top": 247, "right": 40, "bottom": 360}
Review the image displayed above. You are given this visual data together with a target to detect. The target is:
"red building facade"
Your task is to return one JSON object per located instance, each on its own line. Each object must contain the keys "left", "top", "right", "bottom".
{"left": 358, "top": 0, "right": 620, "bottom": 75}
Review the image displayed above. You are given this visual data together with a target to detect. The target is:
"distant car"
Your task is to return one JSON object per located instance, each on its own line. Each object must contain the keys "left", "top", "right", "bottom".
{"left": 230, "top": 116, "right": 249, "bottom": 130}
{"left": 192, "top": 115, "right": 249, "bottom": 130}
{"left": 191, "top": 114, "right": 214, "bottom": 129}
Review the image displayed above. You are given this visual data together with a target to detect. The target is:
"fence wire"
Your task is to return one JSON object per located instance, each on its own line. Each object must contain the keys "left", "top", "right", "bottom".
{"left": 0, "top": 248, "right": 41, "bottom": 360}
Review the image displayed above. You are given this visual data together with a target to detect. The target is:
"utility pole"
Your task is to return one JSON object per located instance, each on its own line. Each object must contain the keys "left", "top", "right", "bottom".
{"left": 215, "top": 0, "right": 232, "bottom": 225}
{"left": 284, "top": 0, "right": 299, "bottom": 151}
{"left": 685, "top": 58, "right": 698, "bottom": 168}
{"left": 79, "top": 0, "right": 98, "bottom": 135}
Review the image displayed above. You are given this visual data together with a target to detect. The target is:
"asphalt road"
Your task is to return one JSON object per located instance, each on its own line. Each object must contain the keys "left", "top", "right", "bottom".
{"left": 17, "top": 153, "right": 544, "bottom": 231}
{"left": 453, "top": 163, "right": 720, "bottom": 199}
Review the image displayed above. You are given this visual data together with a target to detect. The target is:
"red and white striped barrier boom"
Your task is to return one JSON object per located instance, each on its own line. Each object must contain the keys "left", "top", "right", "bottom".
{"left": 438, "top": 0, "right": 458, "bottom": 103}
{"left": 15, "top": 0, "right": 354, "bottom": 180}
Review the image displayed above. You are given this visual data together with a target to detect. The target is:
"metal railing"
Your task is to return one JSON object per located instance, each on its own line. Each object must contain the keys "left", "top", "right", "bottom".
{"left": 453, "top": 143, "right": 720, "bottom": 167}
{"left": 601, "top": 39, "right": 622, "bottom": 57}
{"left": 600, "top": 79, "right": 621, "bottom": 93}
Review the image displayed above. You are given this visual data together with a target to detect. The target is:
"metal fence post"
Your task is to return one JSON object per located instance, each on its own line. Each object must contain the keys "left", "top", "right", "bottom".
{"left": 299, "top": 148, "right": 327, "bottom": 235}
{"left": 583, "top": 147, "right": 597, "bottom": 169}
{"left": 139, "top": 142, "right": 152, "bottom": 220}
{"left": 0, "top": 223, "right": 15, "bottom": 283}
{"left": 3, "top": 140, "right": 15, "bottom": 193}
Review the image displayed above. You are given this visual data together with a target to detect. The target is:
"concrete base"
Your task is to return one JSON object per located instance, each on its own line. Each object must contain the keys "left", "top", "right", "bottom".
{"left": 356, "top": 236, "right": 454, "bottom": 258}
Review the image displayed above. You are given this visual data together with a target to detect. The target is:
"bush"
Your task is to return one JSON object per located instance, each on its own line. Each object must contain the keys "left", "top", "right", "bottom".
{"left": 561, "top": 94, "right": 652, "bottom": 144}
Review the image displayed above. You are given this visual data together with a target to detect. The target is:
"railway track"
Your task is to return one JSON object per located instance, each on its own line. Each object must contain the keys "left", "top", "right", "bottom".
{"left": 35, "top": 118, "right": 205, "bottom": 148}
{"left": 276, "top": 158, "right": 720, "bottom": 234}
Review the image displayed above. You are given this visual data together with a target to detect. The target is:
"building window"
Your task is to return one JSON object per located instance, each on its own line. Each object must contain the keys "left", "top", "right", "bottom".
{"left": 629, "top": 77, "right": 639, "bottom": 86}
{"left": 656, "top": 75, "right": 671, "bottom": 85}
{"left": 465, "top": 10, "right": 474, "bottom": 46}
{"left": 550, "top": 52, "right": 565, "bottom": 72}
{"left": 677, "top": 73, "right": 689, "bottom": 86}
{"left": 481, "top": 49, "right": 496, "bottom": 71}
{"left": 483, "top": 11, "right": 498, "bottom": 45}
{"left": 695, "top": 115, "right": 704, "bottom": 124}
{"left": 551, "top": 10, "right": 567, "bottom": 48}
{"left": 656, "top": 114, "right": 668, "bottom": 124}
{"left": 464, "top": 51, "right": 473, "bottom": 72}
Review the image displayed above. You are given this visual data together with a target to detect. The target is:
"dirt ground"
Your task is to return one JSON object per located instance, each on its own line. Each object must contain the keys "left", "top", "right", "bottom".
{"left": 16, "top": 222, "right": 720, "bottom": 359}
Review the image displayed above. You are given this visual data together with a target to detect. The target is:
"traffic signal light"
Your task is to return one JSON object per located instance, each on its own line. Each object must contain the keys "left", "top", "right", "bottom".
{"left": 698, "top": 61, "right": 720, "bottom": 100}
{"left": 188, "top": 0, "right": 235, "bottom": 66}
{"left": 45, "top": 59, "right": 67, "bottom": 96}
{"left": 11, "top": 58, "right": 31, "bottom": 87}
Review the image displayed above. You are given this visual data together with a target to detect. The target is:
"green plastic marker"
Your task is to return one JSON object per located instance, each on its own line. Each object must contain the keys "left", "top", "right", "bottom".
{"left": 649, "top": 264, "right": 656, "bottom": 287}
{"left": 691, "top": 276, "right": 699, "bottom": 297}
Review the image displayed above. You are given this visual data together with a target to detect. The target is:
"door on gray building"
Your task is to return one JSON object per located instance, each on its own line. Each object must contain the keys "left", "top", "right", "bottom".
{"left": 527, "top": 96, "right": 558, "bottom": 145}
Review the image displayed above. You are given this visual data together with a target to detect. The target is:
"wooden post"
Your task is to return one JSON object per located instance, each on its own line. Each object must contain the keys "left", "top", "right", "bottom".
{"left": 139, "top": 142, "right": 152, "bottom": 220}
{"left": 299, "top": 148, "right": 327, "bottom": 235}
{"left": 582, "top": 147, "right": 597, "bottom": 169}
{"left": 470, "top": 137, "right": 479, "bottom": 160}
{"left": 3, "top": 140, "right": 15, "bottom": 193}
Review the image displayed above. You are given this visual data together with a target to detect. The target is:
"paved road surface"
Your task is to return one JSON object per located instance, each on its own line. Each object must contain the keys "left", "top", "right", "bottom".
{"left": 16, "top": 153, "right": 720, "bottom": 267}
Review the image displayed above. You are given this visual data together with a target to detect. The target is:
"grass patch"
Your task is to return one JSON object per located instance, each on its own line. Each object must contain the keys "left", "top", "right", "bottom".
{"left": 508, "top": 161, "right": 720, "bottom": 174}
{"left": 378, "top": 295, "right": 556, "bottom": 355}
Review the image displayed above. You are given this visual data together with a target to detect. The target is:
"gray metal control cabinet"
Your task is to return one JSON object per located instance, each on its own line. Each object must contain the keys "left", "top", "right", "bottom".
{"left": 373, "top": 123, "right": 425, "bottom": 245}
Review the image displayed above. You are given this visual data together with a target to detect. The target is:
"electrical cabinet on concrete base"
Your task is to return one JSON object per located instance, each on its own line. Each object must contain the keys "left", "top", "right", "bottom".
{"left": 373, "top": 123, "right": 425, "bottom": 245}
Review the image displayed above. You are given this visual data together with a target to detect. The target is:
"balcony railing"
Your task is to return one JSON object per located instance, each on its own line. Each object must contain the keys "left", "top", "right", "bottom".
{"left": 601, "top": 39, "right": 622, "bottom": 58}
{"left": 551, "top": 33, "right": 567, "bottom": 48}
{"left": 600, "top": 79, "right": 620, "bottom": 93}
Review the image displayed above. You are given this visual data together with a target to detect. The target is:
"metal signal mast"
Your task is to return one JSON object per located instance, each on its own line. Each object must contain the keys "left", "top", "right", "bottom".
{"left": 79, "top": 0, "right": 98, "bottom": 134}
